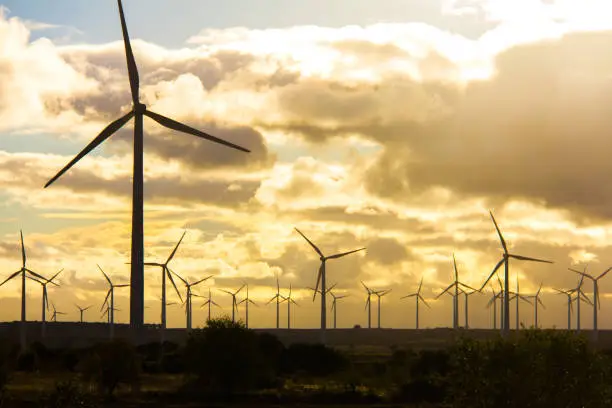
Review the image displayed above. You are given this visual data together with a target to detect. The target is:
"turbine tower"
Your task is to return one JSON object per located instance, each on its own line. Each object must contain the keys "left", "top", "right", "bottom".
{"left": 401, "top": 277, "right": 429, "bottom": 329}
{"left": 479, "top": 211, "right": 553, "bottom": 337}
{"left": 75, "top": 304, "right": 92, "bottom": 323}
{"left": 373, "top": 289, "right": 391, "bottom": 329}
{"left": 30, "top": 269, "right": 63, "bottom": 337}
{"left": 171, "top": 271, "right": 211, "bottom": 330}
{"left": 267, "top": 275, "right": 282, "bottom": 329}
{"left": 44, "top": 0, "right": 250, "bottom": 332}
{"left": 570, "top": 266, "right": 611, "bottom": 341}
{"left": 295, "top": 228, "right": 365, "bottom": 343}
{"left": 238, "top": 284, "right": 257, "bottom": 328}
{"left": 362, "top": 281, "right": 374, "bottom": 329}
{"left": 99, "top": 265, "right": 130, "bottom": 339}
{"left": 221, "top": 285, "right": 245, "bottom": 323}
{"left": 0, "top": 230, "right": 46, "bottom": 349}
{"left": 143, "top": 231, "right": 185, "bottom": 336}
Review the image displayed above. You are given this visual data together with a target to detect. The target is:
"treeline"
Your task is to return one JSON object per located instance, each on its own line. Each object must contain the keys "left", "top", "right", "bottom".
{"left": 0, "top": 318, "right": 610, "bottom": 407}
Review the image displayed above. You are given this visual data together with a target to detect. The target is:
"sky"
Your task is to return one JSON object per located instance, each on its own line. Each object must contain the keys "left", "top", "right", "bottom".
{"left": 2, "top": 0, "right": 612, "bottom": 330}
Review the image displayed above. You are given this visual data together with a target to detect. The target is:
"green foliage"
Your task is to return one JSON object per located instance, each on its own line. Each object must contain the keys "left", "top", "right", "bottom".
{"left": 78, "top": 340, "right": 141, "bottom": 397}
{"left": 447, "top": 330, "right": 610, "bottom": 407}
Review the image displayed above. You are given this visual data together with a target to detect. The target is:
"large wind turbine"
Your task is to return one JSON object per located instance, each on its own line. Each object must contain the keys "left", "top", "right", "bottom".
{"left": 329, "top": 290, "right": 348, "bottom": 329}
{"left": 570, "top": 266, "right": 611, "bottom": 341}
{"left": 171, "top": 271, "right": 211, "bottom": 330}
{"left": 144, "top": 231, "right": 185, "bottom": 333}
{"left": 295, "top": 228, "right": 365, "bottom": 342}
{"left": 201, "top": 288, "right": 221, "bottom": 323}
{"left": 238, "top": 284, "right": 257, "bottom": 328}
{"left": 436, "top": 254, "right": 476, "bottom": 329}
{"left": 0, "top": 230, "right": 47, "bottom": 348}
{"left": 44, "top": 1, "right": 250, "bottom": 331}
{"left": 221, "top": 285, "right": 245, "bottom": 323}
{"left": 362, "top": 281, "right": 374, "bottom": 329}
{"left": 401, "top": 277, "right": 429, "bottom": 329}
{"left": 99, "top": 265, "right": 129, "bottom": 339}
{"left": 267, "top": 275, "right": 282, "bottom": 329}
{"left": 280, "top": 284, "right": 298, "bottom": 329}
{"left": 75, "top": 304, "right": 92, "bottom": 323}
{"left": 373, "top": 289, "right": 391, "bottom": 329}
{"left": 479, "top": 211, "right": 554, "bottom": 336}
{"left": 30, "top": 269, "right": 63, "bottom": 337}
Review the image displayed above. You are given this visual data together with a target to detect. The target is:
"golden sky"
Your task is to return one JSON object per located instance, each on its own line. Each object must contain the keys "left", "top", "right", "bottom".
{"left": 1, "top": 0, "right": 612, "bottom": 329}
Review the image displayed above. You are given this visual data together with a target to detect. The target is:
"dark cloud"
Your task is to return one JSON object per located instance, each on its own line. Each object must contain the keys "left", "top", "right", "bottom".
{"left": 365, "top": 237, "right": 411, "bottom": 266}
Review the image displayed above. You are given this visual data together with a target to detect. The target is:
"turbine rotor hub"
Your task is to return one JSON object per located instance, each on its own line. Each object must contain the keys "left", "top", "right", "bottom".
{"left": 134, "top": 102, "right": 147, "bottom": 114}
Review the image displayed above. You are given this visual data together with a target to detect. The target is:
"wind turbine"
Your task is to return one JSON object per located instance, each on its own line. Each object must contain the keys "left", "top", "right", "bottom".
{"left": 401, "top": 277, "right": 429, "bottom": 329}
{"left": 486, "top": 286, "right": 502, "bottom": 329}
{"left": 373, "top": 289, "right": 391, "bottom": 329}
{"left": 238, "top": 284, "right": 257, "bottom": 328}
{"left": 362, "top": 281, "right": 374, "bottom": 329}
{"left": 50, "top": 302, "right": 66, "bottom": 322}
{"left": 509, "top": 278, "right": 532, "bottom": 330}
{"left": 554, "top": 288, "right": 576, "bottom": 330}
{"left": 569, "top": 271, "right": 592, "bottom": 333}
{"left": 75, "top": 304, "right": 92, "bottom": 323}
{"left": 200, "top": 288, "right": 221, "bottom": 323}
{"left": 280, "top": 284, "right": 298, "bottom": 329}
{"left": 267, "top": 275, "right": 282, "bottom": 329}
{"left": 143, "top": 231, "right": 185, "bottom": 334}
{"left": 43, "top": 0, "right": 250, "bottom": 332}
{"left": 525, "top": 283, "right": 545, "bottom": 328}
{"left": 435, "top": 254, "right": 476, "bottom": 329}
{"left": 171, "top": 270, "right": 211, "bottom": 330}
{"left": 0, "top": 230, "right": 47, "bottom": 349}
{"left": 463, "top": 290, "right": 480, "bottom": 329}
{"left": 295, "top": 228, "right": 365, "bottom": 342}
{"left": 479, "top": 211, "right": 554, "bottom": 336}
{"left": 329, "top": 290, "right": 348, "bottom": 329}
{"left": 102, "top": 305, "right": 121, "bottom": 324}
{"left": 570, "top": 266, "right": 611, "bottom": 341}
{"left": 221, "top": 285, "right": 245, "bottom": 323}
{"left": 29, "top": 269, "right": 63, "bottom": 337}
{"left": 99, "top": 265, "right": 130, "bottom": 339}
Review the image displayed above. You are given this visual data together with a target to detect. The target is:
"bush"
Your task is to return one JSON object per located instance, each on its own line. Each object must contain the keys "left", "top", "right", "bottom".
{"left": 447, "top": 329, "right": 610, "bottom": 407}
{"left": 78, "top": 340, "right": 141, "bottom": 397}
{"left": 41, "top": 379, "right": 99, "bottom": 408}
{"left": 281, "top": 343, "right": 348, "bottom": 377}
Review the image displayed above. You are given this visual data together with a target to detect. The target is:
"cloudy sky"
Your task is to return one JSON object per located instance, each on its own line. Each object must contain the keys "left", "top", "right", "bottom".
{"left": 1, "top": 0, "right": 612, "bottom": 330}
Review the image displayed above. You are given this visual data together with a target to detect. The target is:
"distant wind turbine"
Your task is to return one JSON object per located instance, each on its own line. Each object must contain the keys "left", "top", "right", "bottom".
{"left": 525, "top": 283, "right": 545, "bottom": 328}
{"left": 463, "top": 289, "right": 480, "bottom": 329}
{"left": 0, "top": 230, "right": 47, "bottom": 349}
{"left": 479, "top": 211, "right": 554, "bottom": 337}
{"left": 238, "top": 284, "right": 257, "bottom": 328}
{"left": 570, "top": 266, "right": 611, "bottom": 341}
{"left": 99, "top": 265, "right": 130, "bottom": 339}
{"left": 554, "top": 288, "right": 576, "bottom": 330}
{"left": 44, "top": 0, "right": 250, "bottom": 331}
{"left": 221, "top": 285, "right": 245, "bottom": 323}
{"left": 75, "top": 304, "right": 92, "bottom": 323}
{"left": 295, "top": 228, "right": 365, "bottom": 342}
{"left": 569, "top": 270, "right": 592, "bottom": 333}
{"left": 280, "top": 284, "right": 298, "bottom": 329}
{"left": 267, "top": 274, "right": 282, "bottom": 329}
{"left": 200, "top": 288, "right": 221, "bottom": 323}
{"left": 401, "top": 277, "right": 429, "bottom": 329}
{"left": 50, "top": 302, "right": 66, "bottom": 322}
{"left": 510, "top": 278, "right": 532, "bottom": 330}
{"left": 486, "top": 286, "right": 502, "bottom": 329}
{"left": 436, "top": 254, "right": 476, "bottom": 329}
{"left": 373, "top": 289, "right": 391, "bottom": 329}
{"left": 329, "top": 290, "right": 348, "bottom": 329}
{"left": 171, "top": 270, "right": 211, "bottom": 330}
{"left": 362, "top": 281, "right": 374, "bottom": 329}
{"left": 30, "top": 269, "right": 63, "bottom": 337}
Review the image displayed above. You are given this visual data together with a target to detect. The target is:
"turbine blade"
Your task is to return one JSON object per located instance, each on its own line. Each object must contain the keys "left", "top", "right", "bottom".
{"left": 166, "top": 230, "right": 186, "bottom": 264}
{"left": 435, "top": 283, "right": 454, "bottom": 299}
{"left": 313, "top": 263, "right": 323, "bottom": 301}
{"left": 326, "top": 247, "right": 366, "bottom": 260}
{"left": 479, "top": 258, "right": 505, "bottom": 291}
{"left": 25, "top": 269, "right": 47, "bottom": 282}
{"left": 97, "top": 264, "right": 112, "bottom": 285}
{"left": 489, "top": 210, "right": 507, "bottom": 253}
{"left": 294, "top": 228, "right": 324, "bottom": 257}
{"left": 192, "top": 275, "right": 213, "bottom": 288}
{"left": 116, "top": 0, "right": 139, "bottom": 104}
{"left": 20, "top": 230, "right": 26, "bottom": 268}
{"left": 401, "top": 293, "right": 417, "bottom": 299}
{"left": 235, "top": 283, "right": 245, "bottom": 295}
{"left": 418, "top": 277, "right": 423, "bottom": 294}
{"left": 453, "top": 253, "right": 458, "bottom": 281}
{"left": 165, "top": 267, "right": 183, "bottom": 303}
{"left": 101, "top": 289, "right": 111, "bottom": 311}
{"left": 48, "top": 268, "right": 64, "bottom": 284}
{"left": 168, "top": 268, "right": 188, "bottom": 286}
{"left": 144, "top": 110, "right": 249, "bottom": 153}
{"left": 44, "top": 111, "right": 134, "bottom": 188}
{"left": 597, "top": 267, "right": 612, "bottom": 280}
{"left": 115, "top": 284, "right": 130, "bottom": 288}
{"left": 509, "top": 254, "right": 553, "bottom": 264}
{"left": 419, "top": 295, "right": 431, "bottom": 308}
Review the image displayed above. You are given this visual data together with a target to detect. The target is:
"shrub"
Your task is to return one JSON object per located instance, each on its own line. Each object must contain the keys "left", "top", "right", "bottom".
{"left": 41, "top": 379, "right": 99, "bottom": 408}
{"left": 281, "top": 343, "right": 348, "bottom": 377}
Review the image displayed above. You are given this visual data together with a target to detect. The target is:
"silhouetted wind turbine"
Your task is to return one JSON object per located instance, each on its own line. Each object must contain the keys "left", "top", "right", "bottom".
{"left": 571, "top": 266, "right": 611, "bottom": 341}
{"left": 525, "top": 283, "right": 545, "bottom": 328}
{"left": 75, "top": 304, "right": 92, "bottom": 323}
{"left": 50, "top": 302, "right": 66, "bottom": 322}
{"left": 295, "top": 228, "right": 365, "bottom": 342}
{"left": 401, "top": 277, "right": 429, "bottom": 329}
{"left": 171, "top": 270, "right": 211, "bottom": 330}
{"left": 479, "top": 211, "right": 553, "bottom": 336}
{"left": 510, "top": 278, "right": 532, "bottom": 330}
{"left": 200, "top": 288, "right": 221, "bottom": 323}
{"left": 436, "top": 254, "right": 476, "bottom": 329}
{"left": 0, "top": 230, "right": 47, "bottom": 349}
{"left": 30, "top": 269, "right": 62, "bottom": 337}
{"left": 463, "top": 289, "right": 480, "bottom": 329}
{"left": 43, "top": 0, "right": 250, "bottom": 332}
{"left": 99, "top": 265, "right": 129, "bottom": 339}
{"left": 373, "top": 289, "right": 391, "bottom": 329}
{"left": 143, "top": 231, "right": 185, "bottom": 334}
{"left": 362, "top": 281, "right": 374, "bottom": 329}
{"left": 569, "top": 271, "right": 592, "bottom": 333}
{"left": 486, "top": 286, "right": 502, "bottom": 329}
{"left": 554, "top": 288, "right": 575, "bottom": 330}
{"left": 238, "top": 284, "right": 257, "bottom": 328}
{"left": 221, "top": 285, "right": 245, "bottom": 323}
{"left": 329, "top": 290, "right": 347, "bottom": 329}
{"left": 267, "top": 274, "right": 282, "bottom": 329}
{"left": 102, "top": 305, "right": 121, "bottom": 324}
{"left": 280, "top": 284, "right": 298, "bottom": 329}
